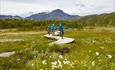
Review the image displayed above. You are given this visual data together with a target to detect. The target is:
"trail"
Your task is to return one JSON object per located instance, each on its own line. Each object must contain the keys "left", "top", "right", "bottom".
{"left": 0, "top": 51, "right": 15, "bottom": 57}
{"left": 0, "top": 31, "right": 74, "bottom": 57}
{"left": 0, "top": 39, "right": 24, "bottom": 42}
{"left": 0, "top": 31, "right": 45, "bottom": 57}
{"left": 0, "top": 31, "right": 45, "bottom": 35}
{"left": 44, "top": 31, "right": 74, "bottom": 45}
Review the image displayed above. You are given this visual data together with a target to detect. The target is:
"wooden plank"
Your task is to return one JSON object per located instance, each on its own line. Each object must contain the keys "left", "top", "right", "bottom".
{"left": 0, "top": 51, "right": 15, "bottom": 57}
{"left": 44, "top": 32, "right": 74, "bottom": 45}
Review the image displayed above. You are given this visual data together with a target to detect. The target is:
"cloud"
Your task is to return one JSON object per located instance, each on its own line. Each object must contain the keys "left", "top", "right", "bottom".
{"left": 0, "top": 0, "right": 114, "bottom": 16}
{"left": 76, "top": 4, "right": 85, "bottom": 7}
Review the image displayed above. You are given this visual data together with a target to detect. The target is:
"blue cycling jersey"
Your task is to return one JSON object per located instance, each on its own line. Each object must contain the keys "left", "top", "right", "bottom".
{"left": 51, "top": 25, "right": 55, "bottom": 30}
{"left": 48, "top": 26, "right": 51, "bottom": 30}
{"left": 59, "top": 25, "right": 63, "bottom": 31}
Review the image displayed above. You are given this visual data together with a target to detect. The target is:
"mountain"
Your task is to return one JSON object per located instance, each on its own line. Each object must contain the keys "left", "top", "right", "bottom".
{"left": 0, "top": 15, "right": 21, "bottom": 19}
{"left": 0, "top": 9, "right": 79, "bottom": 20}
{"left": 26, "top": 9, "right": 79, "bottom": 20}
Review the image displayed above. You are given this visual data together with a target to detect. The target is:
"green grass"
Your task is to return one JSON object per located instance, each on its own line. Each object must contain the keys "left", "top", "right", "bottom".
{"left": 0, "top": 28, "right": 115, "bottom": 70}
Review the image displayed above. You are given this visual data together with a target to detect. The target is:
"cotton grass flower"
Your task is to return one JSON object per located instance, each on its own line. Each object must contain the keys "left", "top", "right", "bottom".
{"left": 92, "top": 61, "right": 95, "bottom": 66}
{"left": 107, "top": 54, "right": 112, "bottom": 59}
{"left": 42, "top": 60, "right": 47, "bottom": 65}
{"left": 63, "top": 59, "right": 74, "bottom": 68}
{"left": 31, "top": 63, "right": 34, "bottom": 66}
{"left": 52, "top": 65, "right": 58, "bottom": 70}
{"left": 51, "top": 61, "right": 58, "bottom": 70}
{"left": 92, "top": 40, "right": 96, "bottom": 43}
{"left": 51, "top": 61, "right": 57, "bottom": 66}
{"left": 51, "top": 60, "right": 62, "bottom": 70}
{"left": 100, "top": 46, "right": 104, "bottom": 49}
{"left": 95, "top": 52, "right": 99, "bottom": 56}
{"left": 70, "top": 62, "right": 74, "bottom": 68}
{"left": 57, "top": 60, "right": 62, "bottom": 68}
{"left": 84, "top": 64, "right": 87, "bottom": 66}
{"left": 63, "top": 60, "right": 70, "bottom": 64}
{"left": 17, "top": 58, "right": 21, "bottom": 61}
{"left": 49, "top": 55, "right": 52, "bottom": 58}
{"left": 58, "top": 60, "right": 61, "bottom": 64}
{"left": 59, "top": 55, "right": 63, "bottom": 59}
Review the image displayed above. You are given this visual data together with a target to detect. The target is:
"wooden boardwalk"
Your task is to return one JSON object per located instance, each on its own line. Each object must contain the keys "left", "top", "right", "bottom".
{"left": 0, "top": 51, "right": 15, "bottom": 57}
{"left": 44, "top": 32, "right": 74, "bottom": 45}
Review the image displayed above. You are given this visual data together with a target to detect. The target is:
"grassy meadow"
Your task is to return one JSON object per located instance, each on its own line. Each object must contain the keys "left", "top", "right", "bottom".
{"left": 0, "top": 27, "right": 115, "bottom": 70}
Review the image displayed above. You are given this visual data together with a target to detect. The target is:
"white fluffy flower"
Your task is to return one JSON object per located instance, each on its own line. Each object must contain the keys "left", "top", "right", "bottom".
{"left": 51, "top": 60, "right": 63, "bottom": 69}
{"left": 84, "top": 64, "right": 87, "bottom": 66}
{"left": 63, "top": 60, "right": 70, "bottom": 64}
{"left": 59, "top": 55, "right": 63, "bottom": 59}
{"left": 52, "top": 64, "right": 58, "bottom": 69}
{"left": 92, "top": 61, "right": 95, "bottom": 66}
{"left": 92, "top": 40, "right": 96, "bottom": 43}
{"left": 42, "top": 60, "right": 47, "bottom": 65}
{"left": 63, "top": 61, "right": 66, "bottom": 64}
{"left": 58, "top": 64, "right": 62, "bottom": 68}
{"left": 31, "top": 63, "right": 34, "bottom": 66}
{"left": 58, "top": 60, "right": 61, "bottom": 64}
{"left": 107, "top": 54, "right": 112, "bottom": 59}
{"left": 17, "top": 58, "right": 21, "bottom": 61}
{"left": 100, "top": 46, "right": 104, "bottom": 49}
{"left": 51, "top": 61, "right": 57, "bottom": 66}
{"left": 58, "top": 60, "right": 62, "bottom": 68}
{"left": 70, "top": 64, "right": 74, "bottom": 68}
{"left": 49, "top": 56, "right": 52, "bottom": 58}
{"left": 96, "top": 52, "right": 99, "bottom": 56}
{"left": 51, "top": 61, "right": 58, "bottom": 70}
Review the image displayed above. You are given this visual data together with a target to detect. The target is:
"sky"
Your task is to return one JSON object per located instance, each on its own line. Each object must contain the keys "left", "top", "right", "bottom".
{"left": 0, "top": 0, "right": 115, "bottom": 16}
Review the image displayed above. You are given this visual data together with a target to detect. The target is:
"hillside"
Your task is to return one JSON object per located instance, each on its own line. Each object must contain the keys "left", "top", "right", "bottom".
{"left": 76, "top": 12, "right": 115, "bottom": 27}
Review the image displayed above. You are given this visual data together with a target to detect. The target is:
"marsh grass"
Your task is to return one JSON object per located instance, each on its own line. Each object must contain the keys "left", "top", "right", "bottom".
{"left": 0, "top": 28, "right": 115, "bottom": 70}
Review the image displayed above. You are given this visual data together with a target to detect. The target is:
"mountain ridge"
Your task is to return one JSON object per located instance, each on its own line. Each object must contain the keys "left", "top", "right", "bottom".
{"left": 0, "top": 9, "right": 79, "bottom": 20}
{"left": 26, "top": 9, "right": 79, "bottom": 20}
{"left": 0, "top": 15, "right": 21, "bottom": 19}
